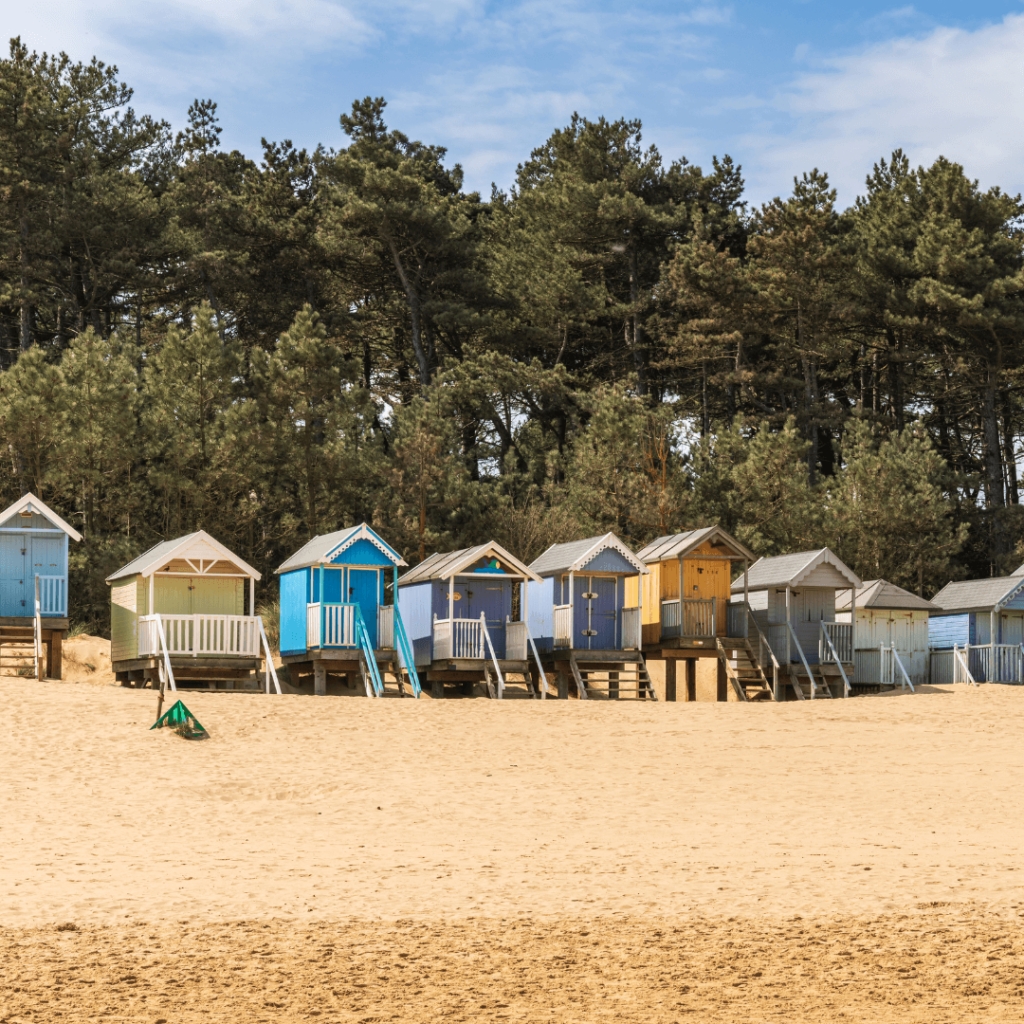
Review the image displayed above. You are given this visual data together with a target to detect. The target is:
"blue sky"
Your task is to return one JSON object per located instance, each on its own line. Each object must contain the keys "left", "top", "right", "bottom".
{"left": 8, "top": 1, "right": 1024, "bottom": 208}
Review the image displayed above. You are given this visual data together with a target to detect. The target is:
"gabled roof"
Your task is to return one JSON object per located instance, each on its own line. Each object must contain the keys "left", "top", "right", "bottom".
{"left": 635, "top": 526, "right": 755, "bottom": 564}
{"left": 276, "top": 523, "right": 406, "bottom": 574}
{"left": 398, "top": 541, "right": 541, "bottom": 586}
{"left": 835, "top": 579, "right": 939, "bottom": 613}
{"left": 529, "top": 533, "right": 648, "bottom": 577}
{"left": 929, "top": 575, "right": 1024, "bottom": 614}
{"left": 1013, "top": 562, "right": 1024, "bottom": 576}
{"left": 106, "top": 531, "right": 260, "bottom": 583}
{"left": 730, "top": 548, "right": 861, "bottom": 592}
{"left": 0, "top": 492, "right": 82, "bottom": 542}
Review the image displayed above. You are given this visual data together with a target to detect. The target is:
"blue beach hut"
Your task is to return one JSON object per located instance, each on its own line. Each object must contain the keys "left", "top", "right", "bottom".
{"left": 396, "top": 541, "right": 545, "bottom": 699}
{"left": 526, "top": 533, "right": 657, "bottom": 700}
{"left": 0, "top": 492, "right": 82, "bottom": 680}
{"left": 276, "top": 523, "right": 420, "bottom": 697}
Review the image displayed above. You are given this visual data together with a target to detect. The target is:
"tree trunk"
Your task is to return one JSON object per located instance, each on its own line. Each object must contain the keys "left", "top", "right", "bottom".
{"left": 385, "top": 235, "right": 431, "bottom": 386}
{"left": 627, "top": 249, "right": 647, "bottom": 396}
{"left": 19, "top": 210, "right": 31, "bottom": 351}
{"left": 1001, "top": 390, "right": 1019, "bottom": 506}
{"left": 983, "top": 361, "right": 1008, "bottom": 560}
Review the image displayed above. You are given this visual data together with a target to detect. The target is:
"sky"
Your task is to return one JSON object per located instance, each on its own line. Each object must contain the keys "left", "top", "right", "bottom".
{"left": 5, "top": 0, "right": 1024, "bottom": 208}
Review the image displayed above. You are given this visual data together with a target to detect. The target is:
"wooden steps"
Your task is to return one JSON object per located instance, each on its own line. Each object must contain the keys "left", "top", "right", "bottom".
{"left": 716, "top": 638, "right": 775, "bottom": 702}
{"left": 0, "top": 624, "right": 39, "bottom": 678}
{"left": 484, "top": 661, "right": 539, "bottom": 699}
{"left": 569, "top": 652, "right": 657, "bottom": 701}
{"left": 788, "top": 666, "right": 832, "bottom": 700}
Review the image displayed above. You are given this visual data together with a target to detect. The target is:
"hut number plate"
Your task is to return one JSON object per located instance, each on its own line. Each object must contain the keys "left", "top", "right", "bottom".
{"left": 583, "top": 592, "right": 598, "bottom": 599}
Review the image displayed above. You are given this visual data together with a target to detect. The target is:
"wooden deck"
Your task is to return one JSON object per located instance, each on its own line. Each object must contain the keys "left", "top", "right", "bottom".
{"left": 113, "top": 655, "right": 262, "bottom": 689}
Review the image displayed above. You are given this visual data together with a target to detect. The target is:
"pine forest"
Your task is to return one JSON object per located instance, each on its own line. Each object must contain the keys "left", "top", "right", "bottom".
{"left": 1, "top": 38, "right": 1020, "bottom": 630}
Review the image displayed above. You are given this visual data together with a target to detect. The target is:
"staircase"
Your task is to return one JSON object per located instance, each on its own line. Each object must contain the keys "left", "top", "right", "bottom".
{"left": 569, "top": 651, "right": 657, "bottom": 701}
{"left": 716, "top": 638, "right": 775, "bottom": 701}
{"left": 0, "top": 624, "right": 39, "bottom": 679}
{"left": 483, "top": 661, "right": 539, "bottom": 699}
{"left": 788, "top": 665, "right": 832, "bottom": 700}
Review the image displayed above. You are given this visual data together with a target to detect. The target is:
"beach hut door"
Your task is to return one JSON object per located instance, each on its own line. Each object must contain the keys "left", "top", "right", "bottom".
{"left": 0, "top": 534, "right": 27, "bottom": 614}
{"left": 349, "top": 569, "right": 378, "bottom": 649}
{"left": 573, "top": 575, "right": 616, "bottom": 649}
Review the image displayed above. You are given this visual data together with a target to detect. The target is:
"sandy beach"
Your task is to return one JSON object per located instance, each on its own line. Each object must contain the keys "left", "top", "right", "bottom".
{"left": 3, "top": 663, "right": 1024, "bottom": 1021}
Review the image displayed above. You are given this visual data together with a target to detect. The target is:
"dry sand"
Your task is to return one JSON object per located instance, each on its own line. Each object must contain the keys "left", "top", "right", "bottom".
{"left": 2, "top": 665, "right": 1024, "bottom": 1021}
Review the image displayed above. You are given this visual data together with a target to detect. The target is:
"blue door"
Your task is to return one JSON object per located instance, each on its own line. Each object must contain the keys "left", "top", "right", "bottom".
{"left": 474, "top": 580, "right": 508, "bottom": 659}
{"left": 349, "top": 569, "right": 378, "bottom": 649}
{"left": 573, "top": 575, "right": 618, "bottom": 650}
{"left": 0, "top": 534, "right": 27, "bottom": 616}
{"left": 592, "top": 577, "right": 617, "bottom": 650}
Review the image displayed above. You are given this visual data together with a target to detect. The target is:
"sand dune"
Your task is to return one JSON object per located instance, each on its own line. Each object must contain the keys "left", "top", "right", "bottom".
{"left": 2, "top": 670, "right": 1023, "bottom": 1019}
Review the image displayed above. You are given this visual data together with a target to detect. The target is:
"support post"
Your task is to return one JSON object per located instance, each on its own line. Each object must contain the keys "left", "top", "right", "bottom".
{"left": 785, "top": 585, "right": 792, "bottom": 677}
{"left": 249, "top": 576, "right": 255, "bottom": 617}
{"left": 448, "top": 574, "right": 454, "bottom": 627}
{"left": 148, "top": 573, "right": 154, "bottom": 617}
{"left": 314, "top": 660, "right": 326, "bottom": 696}
{"left": 743, "top": 560, "right": 749, "bottom": 636}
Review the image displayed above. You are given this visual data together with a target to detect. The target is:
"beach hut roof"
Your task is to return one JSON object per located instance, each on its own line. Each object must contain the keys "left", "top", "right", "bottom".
{"left": 929, "top": 575, "right": 1024, "bottom": 614}
{"left": 106, "top": 530, "right": 260, "bottom": 583}
{"left": 635, "top": 525, "right": 755, "bottom": 563}
{"left": 730, "top": 548, "right": 861, "bottom": 592}
{"left": 529, "top": 533, "right": 648, "bottom": 577}
{"left": 276, "top": 523, "right": 406, "bottom": 574}
{"left": 399, "top": 541, "right": 541, "bottom": 585}
{"left": 0, "top": 492, "right": 82, "bottom": 542}
{"left": 834, "top": 579, "right": 939, "bottom": 613}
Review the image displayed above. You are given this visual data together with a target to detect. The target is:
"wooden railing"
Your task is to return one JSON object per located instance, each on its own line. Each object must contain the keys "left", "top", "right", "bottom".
{"left": 139, "top": 613, "right": 260, "bottom": 657}
{"left": 820, "top": 621, "right": 853, "bottom": 664}
{"left": 880, "top": 643, "right": 914, "bottom": 693}
{"left": 506, "top": 619, "right": 527, "bottom": 661}
{"left": 378, "top": 605, "right": 394, "bottom": 650}
{"left": 37, "top": 575, "right": 66, "bottom": 616}
{"left": 767, "top": 624, "right": 787, "bottom": 664}
{"left": 621, "top": 606, "right": 641, "bottom": 650}
{"left": 682, "top": 598, "right": 715, "bottom": 637}
{"left": 553, "top": 604, "right": 572, "bottom": 648}
{"left": 433, "top": 615, "right": 487, "bottom": 659}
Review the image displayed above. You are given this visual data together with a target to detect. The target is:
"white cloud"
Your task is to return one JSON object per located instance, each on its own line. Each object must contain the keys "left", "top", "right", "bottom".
{"left": 741, "top": 13, "right": 1024, "bottom": 207}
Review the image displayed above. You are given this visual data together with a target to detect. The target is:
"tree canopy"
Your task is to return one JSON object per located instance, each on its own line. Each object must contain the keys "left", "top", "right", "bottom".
{"left": 0, "top": 37, "right": 1017, "bottom": 628}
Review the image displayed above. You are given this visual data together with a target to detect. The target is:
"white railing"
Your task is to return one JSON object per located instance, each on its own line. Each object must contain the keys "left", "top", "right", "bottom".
{"left": 307, "top": 603, "right": 320, "bottom": 648}
{"left": 730, "top": 601, "right": 779, "bottom": 700}
{"left": 880, "top": 643, "right": 915, "bottom": 693}
{"left": 322, "top": 604, "right": 354, "bottom": 647}
{"left": 506, "top": 618, "right": 527, "bottom": 661}
{"left": 37, "top": 575, "right": 66, "bottom": 616}
{"left": 553, "top": 604, "right": 573, "bottom": 648}
{"left": 33, "top": 575, "right": 41, "bottom": 680}
{"left": 681, "top": 598, "right": 715, "bottom": 637}
{"left": 378, "top": 605, "right": 394, "bottom": 650}
{"left": 433, "top": 615, "right": 487, "bottom": 659}
{"left": 819, "top": 623, "right": 851, "bottom": 696}
{"left": 953, "top": 644, "right": 976, "bottom": 686}
{"left": 968, "top": 643, "right": 1022, "bottom": 683}
{"left": 621, "top": 606, "right": 641, "bottom": 650}
{"left": 139, "top": 614, "right": 260, "bottom": 657}
{"left": 820, "top": 621, "right": 853, "bottom": 664}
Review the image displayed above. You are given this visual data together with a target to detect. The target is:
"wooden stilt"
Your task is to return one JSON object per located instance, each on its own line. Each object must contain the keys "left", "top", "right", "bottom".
{"left": 314, "top": 661, "right": 327, "bottom": 696}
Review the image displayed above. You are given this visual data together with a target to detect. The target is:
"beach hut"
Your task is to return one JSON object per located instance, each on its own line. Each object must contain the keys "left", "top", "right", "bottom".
{"left": 628, "top": 527, "right": 758, "bottom": 702}
{"left": 397, "top": 541, "right": 545, "bottom": 699}
{"left": 927, "top": 575, "right": 1024, "bottom": 684}
{"left": 730, "top": 548, "right": 861, "bottom": 700}
{"left": 276, "top": 523, "right": 419, "bottom": 698}
{"left": 834, "top": 580, "right": 937, "bottom": 691}
{"left": 107, "top": 531, "right": 277, "bottom": 692}
{"left": 526, "top": 533, "right": 657, "bottom": 700}
{"left": 0, "top": 492, "right": 81, "bottom": 679}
